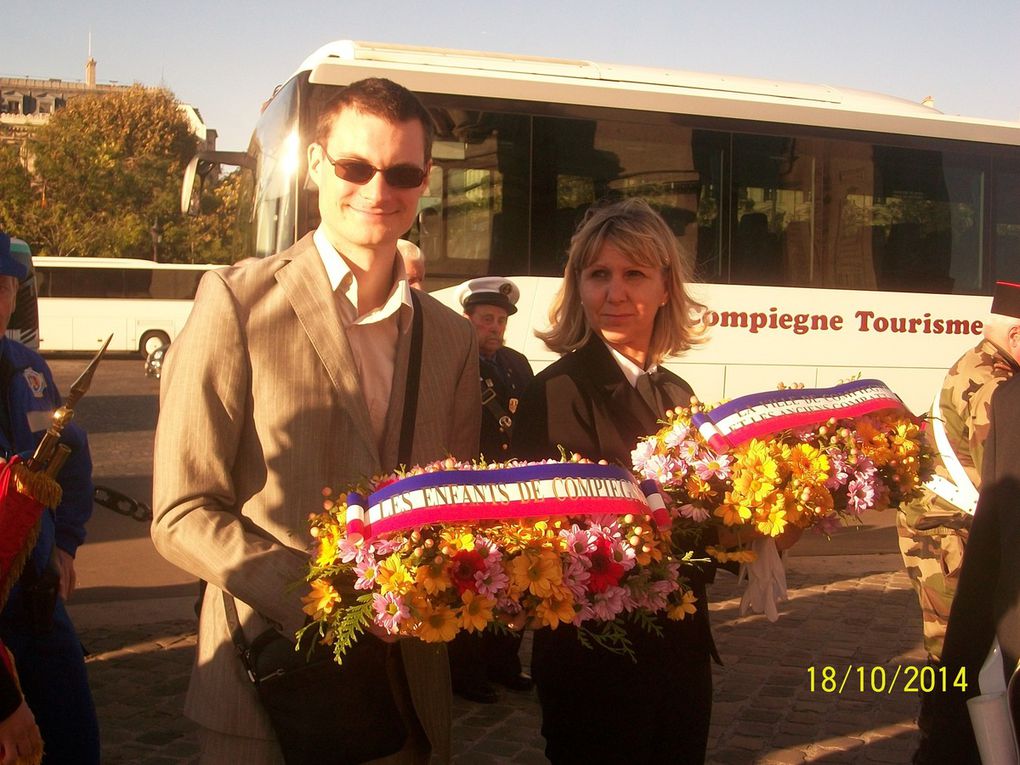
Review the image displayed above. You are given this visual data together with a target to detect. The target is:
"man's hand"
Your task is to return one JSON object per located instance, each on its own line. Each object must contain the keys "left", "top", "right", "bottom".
{"left": 0, "top": 700, "right": 42, "bottom": 765}
{"left": 55, "top": 549, "right": 76, "bottom": 601}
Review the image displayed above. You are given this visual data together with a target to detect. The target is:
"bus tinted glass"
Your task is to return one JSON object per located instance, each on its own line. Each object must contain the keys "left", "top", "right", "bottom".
{"left": 397, "top": 96, "right": 1001, "bottom": 295}
{"left": 36, "top": 267, "right": 206, "bottom": 299}
{"left": 993, "top": 165, "right": 1020, "bottom": 283}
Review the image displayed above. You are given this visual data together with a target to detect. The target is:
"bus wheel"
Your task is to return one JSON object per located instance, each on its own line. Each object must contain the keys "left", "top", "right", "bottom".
{"left": 140, "top": 330, "right": 171, "bottom": 358}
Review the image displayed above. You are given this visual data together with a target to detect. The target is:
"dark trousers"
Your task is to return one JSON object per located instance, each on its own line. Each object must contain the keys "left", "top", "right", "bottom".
{"left": 532, "top": 623, "right": 712, "bottom": 764}
{"left": 0, "top": 591, "right": 100, "bottom": 765}
{"left": 448, "top": 629, "right": 524, "bottom": 689}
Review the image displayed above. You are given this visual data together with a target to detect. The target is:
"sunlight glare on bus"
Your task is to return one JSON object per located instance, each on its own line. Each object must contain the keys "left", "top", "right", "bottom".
{"left": 281, "top": 128, "right": 300, "bottom": 181}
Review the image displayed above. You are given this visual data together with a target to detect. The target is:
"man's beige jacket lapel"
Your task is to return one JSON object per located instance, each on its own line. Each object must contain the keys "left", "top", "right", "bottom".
{"left": 276, "top": 243, "right": 381, "bottom": 468}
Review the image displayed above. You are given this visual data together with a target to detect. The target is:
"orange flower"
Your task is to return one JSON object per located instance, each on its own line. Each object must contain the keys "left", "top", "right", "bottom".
{"left": 416, "top": 602, "right": 459, "bottom": 643}
{"left": 458, "top": 590, "right": 496, "bottom": 633}
{"left": 301, "top": 578, "right": 340, "bottom": 619}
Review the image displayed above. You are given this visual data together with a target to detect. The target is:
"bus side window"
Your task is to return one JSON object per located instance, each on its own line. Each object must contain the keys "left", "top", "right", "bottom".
{"left": 123, "top": 269, "right": 154, "bottom": 298}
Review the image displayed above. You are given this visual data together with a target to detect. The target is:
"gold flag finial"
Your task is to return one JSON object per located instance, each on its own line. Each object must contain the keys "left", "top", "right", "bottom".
{"left": 27, "top": 334, "right": 112, "bottom": 472}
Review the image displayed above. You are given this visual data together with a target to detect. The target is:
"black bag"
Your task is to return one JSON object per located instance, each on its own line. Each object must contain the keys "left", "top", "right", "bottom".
{"left": 225, "top": 595, "right": 408, "bottom": 765}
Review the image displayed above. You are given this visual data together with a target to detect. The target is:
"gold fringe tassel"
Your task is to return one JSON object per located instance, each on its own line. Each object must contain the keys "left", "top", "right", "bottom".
{"left": 9, "top": 464, "right": 62, "bottom": 510}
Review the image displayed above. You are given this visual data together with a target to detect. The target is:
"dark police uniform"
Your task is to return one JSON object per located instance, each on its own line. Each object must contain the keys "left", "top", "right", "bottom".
{"left": 479, "top": 345, "right": 534, "bottom": 457}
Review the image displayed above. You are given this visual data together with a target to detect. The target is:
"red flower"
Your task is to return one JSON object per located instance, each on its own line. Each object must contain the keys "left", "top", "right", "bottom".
{"left": 587, "top": 537, "right": 624, "bottom": 593}
{"left": 449, "top": 549, "right": 486, "bottom": 594}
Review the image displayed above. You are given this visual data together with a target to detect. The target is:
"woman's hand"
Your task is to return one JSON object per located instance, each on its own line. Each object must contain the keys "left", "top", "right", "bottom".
{"left": 0, "top": 699, "right": 43, "bottom": 765}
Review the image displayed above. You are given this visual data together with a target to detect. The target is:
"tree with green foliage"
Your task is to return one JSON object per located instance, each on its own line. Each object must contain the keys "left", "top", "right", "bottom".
{"left": 2, "top": 85, "right": 240, "bottom": 263}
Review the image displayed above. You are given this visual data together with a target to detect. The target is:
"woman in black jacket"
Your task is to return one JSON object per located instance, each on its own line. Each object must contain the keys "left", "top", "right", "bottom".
{"left": 513, "top": 198, "right": 716, "bottom": 764}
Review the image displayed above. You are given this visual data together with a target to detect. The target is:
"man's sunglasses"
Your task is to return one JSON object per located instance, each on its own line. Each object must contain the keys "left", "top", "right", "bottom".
{"left": 319, "top": 146, "right": 427, "bottom": 189}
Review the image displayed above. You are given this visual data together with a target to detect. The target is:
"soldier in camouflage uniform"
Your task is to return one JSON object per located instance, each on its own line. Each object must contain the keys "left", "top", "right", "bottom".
{"left": 897, "top": 282, "right": 1020, "bottom": 662}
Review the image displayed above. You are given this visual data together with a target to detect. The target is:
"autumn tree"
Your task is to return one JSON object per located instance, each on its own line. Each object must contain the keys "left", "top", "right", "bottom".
{"left": 1, "top": 85, "right": 238, "bottom": 263}
{"left": 0, "top": 143, "right": 35, "bottom": 234}
{"left": 22, "top": 85, "right": 195, "bottom": 259}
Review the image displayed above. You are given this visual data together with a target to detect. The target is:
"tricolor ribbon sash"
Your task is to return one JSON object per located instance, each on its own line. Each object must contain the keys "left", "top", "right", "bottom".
{"left": 348, "top": 463, "right": 649, "bottom": 538}
{"left": 691, "top": 379, "right": 905, "bottom": 453}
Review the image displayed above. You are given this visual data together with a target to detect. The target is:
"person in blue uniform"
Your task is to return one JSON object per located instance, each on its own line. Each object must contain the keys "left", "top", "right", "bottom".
{"left": 447, "top": 277, "right": 535, "bottom": 703}
{"left": 0, "top": 232, "right": 99, "bottom": 764}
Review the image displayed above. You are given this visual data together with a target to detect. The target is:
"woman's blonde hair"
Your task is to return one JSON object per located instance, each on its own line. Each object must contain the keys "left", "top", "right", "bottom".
{"left": 537, "top": 197, "right": 705, "bottom": 364}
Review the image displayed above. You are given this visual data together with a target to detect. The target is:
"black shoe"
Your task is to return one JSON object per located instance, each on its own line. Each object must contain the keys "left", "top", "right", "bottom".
{"left": 453, "top": 681, "right": 499, "bottom": 704}
{"left": 493, "top": 673, "right": 533, "bottom": 692}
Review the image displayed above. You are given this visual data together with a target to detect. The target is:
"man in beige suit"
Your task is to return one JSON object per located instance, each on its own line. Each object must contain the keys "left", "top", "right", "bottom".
{"left": 152, "top": 78, "right": 480, "bottom": 764}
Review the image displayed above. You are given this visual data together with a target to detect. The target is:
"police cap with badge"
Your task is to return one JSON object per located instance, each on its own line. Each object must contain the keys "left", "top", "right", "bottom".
{"left": 0, "top": 233, "right": 28, "bottom": 282}
{"left": 456, "top": 276, "right": 520, "bottom": 315}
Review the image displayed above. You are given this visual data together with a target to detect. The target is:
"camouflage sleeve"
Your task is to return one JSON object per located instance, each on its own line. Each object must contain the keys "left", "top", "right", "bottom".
{"left": 964, "top": 371, "right": 1009, "bottom": 482}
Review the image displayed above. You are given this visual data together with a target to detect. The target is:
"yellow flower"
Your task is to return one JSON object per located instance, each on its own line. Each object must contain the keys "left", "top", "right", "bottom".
{"left": 416, "top": 602, "right": 459, "bottom": 643}
{"left": 535, "top": 590, "right": 575, "bottom": 629}
{"left": 376, "top": 554, "right": 414, "bottom": 596}
{"left": 731, "top": 461, "right": 777, "bottom": 505}
{"left": 891, "top": 422, "right": 921, "bottom": 458}
{"left": 667, "top": 589, "right": 698, "bottom": 621}
{"left": 301, "top": 578, "right": 340, "bottom": 619}
{"left": 738, "top": 440, "right": 781, "bottom": 482}
{"left": 758, "top": 506, "right": 788, "bottom": 537}
{"left": 459, "top": 590, "right": 496, "bottom": 633}
{"left": 509, "top": 549, "right": 563, "bottom": 598}
{"left": 313, "top": 527, "right": 341, "bottom": 567}
{"left": 440, "top": 530, "right": 475, "bottom": 555}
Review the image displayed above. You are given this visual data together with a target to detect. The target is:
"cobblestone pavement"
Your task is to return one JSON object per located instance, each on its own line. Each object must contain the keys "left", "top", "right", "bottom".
{"left": 75, "top": 553, "right": 926, "bottom": 765}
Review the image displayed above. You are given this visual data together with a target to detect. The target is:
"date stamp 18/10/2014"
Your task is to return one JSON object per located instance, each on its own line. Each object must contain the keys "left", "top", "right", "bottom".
{"left": 807, "top": 665, "right": 967, "bottom": 695}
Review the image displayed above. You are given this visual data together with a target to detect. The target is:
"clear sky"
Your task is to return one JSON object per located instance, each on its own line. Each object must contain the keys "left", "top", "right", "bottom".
{"left": 5, "top": 0, "right": 1019, "bottom": 150}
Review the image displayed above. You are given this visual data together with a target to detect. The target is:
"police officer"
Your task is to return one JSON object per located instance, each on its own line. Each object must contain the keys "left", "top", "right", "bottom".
{"left": 457, "top": 277, "right": 534, "bottom": 457}
{"left": 447, "top": 277, "right": 534, "bottom": 702}
{"left": 0, "top": 232, "right": 100, "bottom": 764}
{"left": 897, "top": 280, "right": 1020, "bottom": 663}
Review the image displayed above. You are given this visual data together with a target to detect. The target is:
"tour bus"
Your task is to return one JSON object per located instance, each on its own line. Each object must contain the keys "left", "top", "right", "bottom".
{"left": 34, "top": 257, "right": 220, "bottom": 355}
{"left": 182, "top": 40, "right": 1020, "bottom": 412}
{"left": 6, "top": 237, "right": 39, "bottom": 350}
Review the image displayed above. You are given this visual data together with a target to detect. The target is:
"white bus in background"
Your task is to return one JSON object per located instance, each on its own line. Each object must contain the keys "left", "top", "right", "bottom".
{"left": 33, "top": 257, "right": 220, "bottom": 356}
{"left": 182, "top": 40, "right": 1020, "bottom": 413}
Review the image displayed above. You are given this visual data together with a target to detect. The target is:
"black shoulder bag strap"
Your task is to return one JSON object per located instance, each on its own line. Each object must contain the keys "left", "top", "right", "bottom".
{"left": 398, "top": 289, "right": 424, "bottom": 466}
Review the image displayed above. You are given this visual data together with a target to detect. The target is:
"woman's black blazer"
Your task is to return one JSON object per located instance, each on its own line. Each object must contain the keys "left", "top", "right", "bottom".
{"left": 511, "top": 335, "right": 719, "bottom": 657}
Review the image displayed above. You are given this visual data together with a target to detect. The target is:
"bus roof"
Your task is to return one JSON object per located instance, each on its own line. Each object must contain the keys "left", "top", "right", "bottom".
{"left": 294, "top": 40, "right": 1020, "bottom": 147}
{"left": 33, "top": 256, "right": 220, "bottom": 270}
